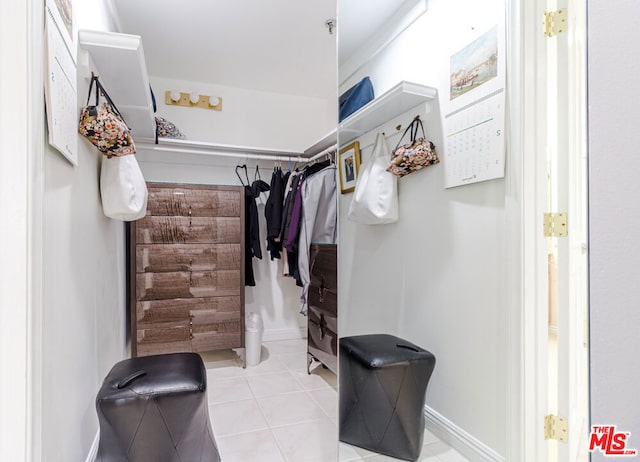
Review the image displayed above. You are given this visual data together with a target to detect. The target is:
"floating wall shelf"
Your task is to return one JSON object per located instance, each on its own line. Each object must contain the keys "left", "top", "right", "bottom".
{"left": 77, "top": 30, "right": 331, "bottom": 159}
{"left": 78, "top": 30, "right": 158, "bottom": 141}
{"left": 304, "top": 129, "right": 337, "bottom": 157}
{"left": 338, "top": 81, "right": 438, "bottom": 145}
{"left": 79, "top": 31, "right": 441, "bottom": 158}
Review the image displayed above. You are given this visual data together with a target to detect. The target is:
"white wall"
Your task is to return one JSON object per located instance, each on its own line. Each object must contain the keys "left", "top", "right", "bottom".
{"left": 150, "top": 76, "right": 336, "bottom": 151}
{"left": 588, "top": 1, "right": 640, "bottom": 459}
{"left": 137, "top": 76, "right": 336, "bottom": 340}
{"left": 339, "top": 0, "right": 508, "bottom": 457}
{"left": 39, "top": 2, "right": 127, "bottom": 461}
{"left": 0, "top": 1, "right": 37, "bottom": 461}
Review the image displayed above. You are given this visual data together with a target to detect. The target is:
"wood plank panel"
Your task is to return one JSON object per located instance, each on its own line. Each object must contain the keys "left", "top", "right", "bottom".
{"left": 308, "top": 305, "right": 338, "bottom": 373}
{"left": 191, "top": 310, "right": 241, "bottom": 327}
{"left": 308, "top": 284, "right": 337, "bottom": 316}
{"left": 136, "top": 296, "right": 241, "bottom": 327}
{"left": 130, "top": 183, "right": 245, "bottom": 357}
{"left": 146, "top": 187, "right": 241, "bottom": 217}
{"left": 136, "top": 270, "right": 241, "bottom": 301}
{"left": 137, "top": 325, "right": 190, "bottom": 344}
{"left": 137, "top": 340, "right": 192, "bottom": 357}
{"left": 307, "top": 244, "right": 337, "bottom": 373}
{"left": 136, "top": 244, "right": 241, "bottom": 273}
{"left": 192, "top": 332, "right": 242, "bottom": 352}
{"left": 309, "top": 244, "right": 337, "bottom": 290}
{"left": 135, "top": 217, "right": 241, "bottom": 244}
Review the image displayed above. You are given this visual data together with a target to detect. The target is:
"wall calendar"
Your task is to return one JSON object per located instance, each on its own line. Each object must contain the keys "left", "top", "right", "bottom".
{"left": 44, "top": 5, "right": 78, "bottom": 166}
{"left": 443, "top": 24, "right": 506, "bottom": 188}
{"left": 443, "top": 89, "right": 505, "bottom": 187}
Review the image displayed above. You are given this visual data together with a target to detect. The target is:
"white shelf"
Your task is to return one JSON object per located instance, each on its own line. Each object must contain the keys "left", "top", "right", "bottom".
{"left": 338, "top": 81, "right": 437, "bottom": 145}
{"left": 78, "top": 30, "right": 157, "bottom": 140}
{"left": 136, "top": 138, "right": 306, "bottom": 162}
{"left": 304, "top": 129, "right": 337, "bottom": 157}
{"left": 76, "top": 29, "right": 353, "bottom": 159}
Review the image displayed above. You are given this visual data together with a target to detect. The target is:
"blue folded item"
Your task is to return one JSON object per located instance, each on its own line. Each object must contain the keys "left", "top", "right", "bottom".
{"left": 339, "top": 77, "right": 374, "bottom": 122}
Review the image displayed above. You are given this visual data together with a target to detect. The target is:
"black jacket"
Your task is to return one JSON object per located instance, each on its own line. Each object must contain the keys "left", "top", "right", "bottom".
{"left": 265, "top": 168, "right": 285, "bottom": 260}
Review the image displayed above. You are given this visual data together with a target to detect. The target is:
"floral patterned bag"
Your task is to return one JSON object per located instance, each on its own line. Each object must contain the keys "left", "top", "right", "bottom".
{"left": 386, "top": 116, "right": 438, "bottom": 177}
{"left": 78, "top": 75, "right": 136, "bottom": 157}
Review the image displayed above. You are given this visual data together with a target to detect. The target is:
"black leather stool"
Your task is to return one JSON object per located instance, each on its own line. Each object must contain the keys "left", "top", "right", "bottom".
{"left": 96, "top": 352, "right": 220, "bottom": 462}
{"left": 339, "top": 334, "right": 436, "bottom": 461}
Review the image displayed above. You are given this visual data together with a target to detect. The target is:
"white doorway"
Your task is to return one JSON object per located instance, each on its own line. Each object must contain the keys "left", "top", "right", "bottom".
{"left": 522, "top": 0, "right": 590, "bottom": 460}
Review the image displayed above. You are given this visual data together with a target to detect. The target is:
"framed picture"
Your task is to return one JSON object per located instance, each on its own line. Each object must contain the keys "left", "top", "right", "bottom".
{"left": 338, "top": 141, "right": 361, "bottom": 193}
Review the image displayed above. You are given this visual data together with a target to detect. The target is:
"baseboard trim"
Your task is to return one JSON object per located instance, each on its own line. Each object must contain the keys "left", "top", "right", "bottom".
{"left": 85, "top": 431, "right": 99, "bottom": 462}
{"left": 261, "top": 326, "right": 306, "bottom": 343}
{"left": 424, "top": 406, "right": 505, "bottom": 462}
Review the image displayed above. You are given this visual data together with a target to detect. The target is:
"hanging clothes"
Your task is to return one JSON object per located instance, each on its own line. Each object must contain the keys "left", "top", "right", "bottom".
{"left": 280, "top": 171, "right": 301, "bottom": 278}
{"left": 280, "top": 172, "right": 300, "bottom": 247}
{"left": 236, "top": 166, "right": 255, "bottom": 286}
{"left": 237, "top": 165, "right": 270, "bottom": 286}
{"left": 249, "top": 177, "right": 270, "bottom": 259}
{"left": 284, "top": 160, "right": 331, "bottom": 252}
{"left": 284, "top": 176, "right": 305, "bottom": 251}
{"left": 265, "top": 167, "right": 285, "bottom": 260}
{"left": 298, "top": 162, "right": 337, "bottom": 315}
{"left": 279, "top": 170, "right": 294, "bottom": 275}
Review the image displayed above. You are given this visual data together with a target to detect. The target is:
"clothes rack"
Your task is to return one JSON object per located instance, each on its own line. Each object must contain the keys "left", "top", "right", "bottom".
{"left": 136, "top": 139, "right": 336, "bottom": 164}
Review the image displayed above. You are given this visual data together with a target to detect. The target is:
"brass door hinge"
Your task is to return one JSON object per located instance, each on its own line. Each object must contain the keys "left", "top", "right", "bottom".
{"left": 544, "top": 212, "right": 568, "bottom": 237}
{"left": 543, "top": 8, "right": 567, "bottom": 37}
{"left": 544, "top": 414, "right": 568, "bottom": 442}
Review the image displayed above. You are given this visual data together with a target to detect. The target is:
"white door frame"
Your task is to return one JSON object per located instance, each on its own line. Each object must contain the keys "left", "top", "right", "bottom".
{"left": 511, "top": 0, "right": 589, "bottom": 461}
{"left": 507, "top": 0, "right": 558, "bottom": 460}
{"left": 0, "top": 1, "right": 44, "bottom": 461}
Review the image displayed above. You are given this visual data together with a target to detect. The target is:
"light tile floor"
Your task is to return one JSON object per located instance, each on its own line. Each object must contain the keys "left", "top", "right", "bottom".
{"left": 203, "top": 339, "right": 469, "bottom": 462}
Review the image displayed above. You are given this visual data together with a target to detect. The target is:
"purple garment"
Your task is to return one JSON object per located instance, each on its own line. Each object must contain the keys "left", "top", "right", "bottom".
{"left": 284, "top": 176, "right": 305, "bottom": 251}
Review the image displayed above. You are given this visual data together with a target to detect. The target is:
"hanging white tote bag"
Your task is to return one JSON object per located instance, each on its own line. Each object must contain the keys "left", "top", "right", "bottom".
{"left": 100, "top": 154, "right": 148, "bottom": 221}
{"left": 347, "top": 132, "right": 399, "bottom": 224}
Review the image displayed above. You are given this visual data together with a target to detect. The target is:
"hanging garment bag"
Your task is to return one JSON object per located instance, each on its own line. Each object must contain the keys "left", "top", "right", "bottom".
{"left": 347, "top": 133, "right": 399, "bottom": 224}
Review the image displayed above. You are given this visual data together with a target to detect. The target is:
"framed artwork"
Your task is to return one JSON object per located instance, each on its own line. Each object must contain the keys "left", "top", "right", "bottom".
{"left": 338, "top": 141, "right": 361, "bottom": 194}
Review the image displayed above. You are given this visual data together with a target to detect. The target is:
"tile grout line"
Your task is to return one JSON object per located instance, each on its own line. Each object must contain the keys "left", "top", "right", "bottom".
{"left": 305, "top": 387, "right": 337, "bottom": 424}
{"left": 246, "top": 364, "right": 291, "bottom": 462}
{"left": 253, "top": 345, "right": 329, "bottom": 462}
{"left": 204, "top": 341, "right": 340, "bottom": 461}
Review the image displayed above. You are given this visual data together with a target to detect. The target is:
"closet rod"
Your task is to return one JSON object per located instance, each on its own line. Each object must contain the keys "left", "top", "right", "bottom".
{"left": 136, "top": 141, "right": 309, "bottom": 163}
{"left": 307, "top": 144, "right": 338, "bottom": 162}
{"left": 136, "top": 141, "right": 337, "bottom": 163}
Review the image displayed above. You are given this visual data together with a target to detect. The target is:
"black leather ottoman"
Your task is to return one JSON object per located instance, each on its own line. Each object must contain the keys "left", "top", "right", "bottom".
{"left": 339, "top": 334, "right": 436, "bottom": 461}
{"left": 96, "top": 352, "right": 220, "bottom": 462}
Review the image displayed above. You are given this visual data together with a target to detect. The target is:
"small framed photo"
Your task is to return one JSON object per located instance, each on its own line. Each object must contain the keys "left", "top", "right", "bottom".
{"left": 338, "top": 141, "right": 361, "bottom": 194}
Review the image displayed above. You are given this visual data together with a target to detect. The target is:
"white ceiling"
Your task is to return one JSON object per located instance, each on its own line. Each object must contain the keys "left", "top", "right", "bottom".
{"left": 337, "top": 0, "right": 408, "bottom": 66}
{"left": 112, "top": 0, "right": 337, "bottom": 99}
{"left": 111, "top": 0, "right": 413, "bottom": 99}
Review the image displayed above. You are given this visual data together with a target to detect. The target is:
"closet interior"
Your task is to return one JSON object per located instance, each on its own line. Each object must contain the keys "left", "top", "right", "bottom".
{"left": 16, "top": 0, "right": 601, "bottom": 458}
{"left": 67, "top": 0, "right": 511, "bottom": 460}
{"left": 79, "top": 0, "right": 439, "bottom": 364}
{"left": 79, "top": 0, "right": 341, "bottom": 362}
